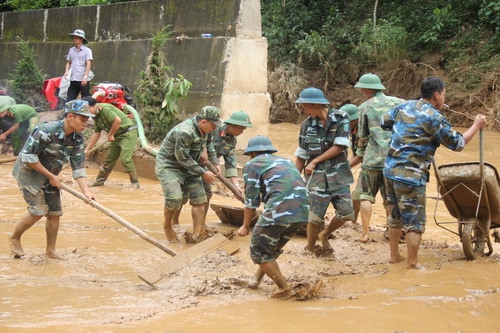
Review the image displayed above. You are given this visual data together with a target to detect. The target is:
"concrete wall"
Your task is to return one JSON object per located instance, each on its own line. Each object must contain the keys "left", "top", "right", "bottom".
{"left": 0, "top": 0, "right": 269, "bottom": 146}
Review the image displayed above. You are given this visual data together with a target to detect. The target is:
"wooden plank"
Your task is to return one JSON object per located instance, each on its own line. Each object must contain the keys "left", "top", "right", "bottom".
{"left": 138, "top": 233, "right": 239, "bottom": 286}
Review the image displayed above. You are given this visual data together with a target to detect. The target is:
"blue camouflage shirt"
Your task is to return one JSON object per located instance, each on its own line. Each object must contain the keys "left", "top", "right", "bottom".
{"left": 381, "top": 99, "right": 465, "bottom": 186}
{"left": 243, "top": 154, "right": 309, "bottom": 226}
{"left": 295, "top": 107, "right": 353, "bottom": 191}
{"left": 12, "top": 120, "right": 87, "bottom": 194}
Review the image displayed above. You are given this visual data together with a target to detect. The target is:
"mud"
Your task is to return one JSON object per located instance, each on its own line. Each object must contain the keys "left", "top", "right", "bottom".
{"left": 0, "top": 119, "right": 499, "bottom": 332}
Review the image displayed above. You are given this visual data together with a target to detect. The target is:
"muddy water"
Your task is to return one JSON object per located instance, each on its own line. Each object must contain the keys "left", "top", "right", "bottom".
{"left": 1, "top": 124, "right": 499, "bottom": 333}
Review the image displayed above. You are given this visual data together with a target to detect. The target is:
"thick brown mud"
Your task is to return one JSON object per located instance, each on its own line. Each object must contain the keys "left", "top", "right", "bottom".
{"left": 0, "top": 122, "right": 499, "bottom": 332}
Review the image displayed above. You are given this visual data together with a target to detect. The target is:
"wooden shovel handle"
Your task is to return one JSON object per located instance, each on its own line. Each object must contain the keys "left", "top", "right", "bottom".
{"left": 60, "top": 182, "right": 178, "bottom": 257}
{"left": 201, "top": 160, "right": 244, "bottom": 204}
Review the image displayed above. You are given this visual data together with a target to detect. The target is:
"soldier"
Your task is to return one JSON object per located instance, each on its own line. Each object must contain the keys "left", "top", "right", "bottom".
{"left": 381, "top": 76, "right": 487, "bottom": 269}
{"left": 237, "top": 135, "right": 309, "bottom": 299}
{"left": 351, "top": 73, "right": 405, "bottom": 242}
{"left": 171, "top": 110, "right": 253, "bottom": 233}
{"left": 339, "top": 103, "right": 362, "bottom": 223}
{"left": 0, "top": 104, "right": 40, "bottom": 156}
{"left": 82, "top": 96, "right": 140, "bottom": 189}
{"left": 155, "top": 106, "right": 222, "bottom": 243}
{"left": 8, "top": 100, "right": 95, "bottom": 260}
{"left": 294, "top": 87, "right": 354, "bottom": 254}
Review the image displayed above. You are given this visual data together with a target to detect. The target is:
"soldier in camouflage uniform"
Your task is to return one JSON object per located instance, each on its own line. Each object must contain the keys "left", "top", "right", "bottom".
{"left": 155, "top": 106, "right": 222, "bottom": 243}
{"left": 381, "top": 76, "right": 487, "bottom": 269}
{"left": 82, "top": 96, "right": 140, "bottom": 189}
{"left": 171, "top": 110, "right": 252, "bottom": 233}
{"left": 0, "top": 104, "right": 40, "bottom": 156}
{"left": 237, "top": 136, "right": 308, "bottom": 299}
{"left": 352, "top": 74, "right": 405, "bottom": 243}
{"left": 340, "top": 104, "right": 362, "bottom": 223}
{"left": 294, "top": 87, "right": 354, "bottom": 254}
{"left": 8, "top": 100, "right": 95, "bottom": 260}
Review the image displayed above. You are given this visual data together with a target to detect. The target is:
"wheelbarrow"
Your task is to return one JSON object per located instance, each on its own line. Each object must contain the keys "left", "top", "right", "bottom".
{"left": 433, "top": 132, "right": 500, "bottom": 260}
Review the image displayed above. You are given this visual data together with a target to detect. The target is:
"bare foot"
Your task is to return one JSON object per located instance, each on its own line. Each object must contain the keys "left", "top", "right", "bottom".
{"left": 389, "top": 255, "right": 405, "bottom": 263}
{"left": 270, "top": 288, "right": 292, "bottom": 300}
{"left": 356, "top": 236, "right": 370, "bottom": 243}
{"left": 247, "top": 278, "right": 261, "bottom": 289}
{"left": 407, "top": 263, "right": 425, "bottom": 270}
{"left": 317, "top": 231, "right": 332, "bottom": 251}
{"left": 9, "top": 236, "right": 24, "bottom": 259}
{"left": 46, "top": 251, "right": 66, "bottom": 260}
{"left": 172, "top": 224, "right": 185, "bottom": 234}
{"left": 165, "top": 228, "right": 180, "bottom": 243}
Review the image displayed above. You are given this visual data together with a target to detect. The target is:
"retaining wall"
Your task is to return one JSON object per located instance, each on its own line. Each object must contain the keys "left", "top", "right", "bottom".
{"left": 0, "top": 0, "right": 270, "bottom": 144}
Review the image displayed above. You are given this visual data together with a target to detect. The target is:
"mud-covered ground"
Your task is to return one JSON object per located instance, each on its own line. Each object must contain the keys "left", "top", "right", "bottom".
{"left": 0, "top": 114, "right": 499, "bottom": 332}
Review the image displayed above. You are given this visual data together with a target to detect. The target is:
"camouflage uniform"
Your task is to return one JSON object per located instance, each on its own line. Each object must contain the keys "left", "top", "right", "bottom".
{"left": 381, "top": 99, "right": 466, "bottom": 233}
{"left": 1, "top": 104, "right": 40, "bottom": 156}
{"left": 353, "top": 91, "right": 404, "bottom": 203}
{"left": 295, "top": 107, "right": 354, "bottom": 224}
{"left": 92, "top": 103, "right": 138, "bottom": 173}
{"left": 201, "top": 124, "right": 239, "bottom": 197}
{"left": 243, "top": 154, "right": 309, "bottom": 263}
{"left": 155, "top": 117, "right": 218, "bottom": 210}
{"left": 12, "top": 120, "right": 87, "bottom": 216}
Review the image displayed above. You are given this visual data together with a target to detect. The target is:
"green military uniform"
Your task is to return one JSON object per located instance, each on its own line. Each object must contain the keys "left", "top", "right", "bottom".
{"left": 0, "top": 104, "right": 39, "bottom": 156}
{"left": 155, "top": 117, "right": 218, "bottom": 210}
{"left": 353, "top": 91, "right": 404, "bottom": 204}
{"left": 92, "top": 103, "right": 138, "bottom": 175}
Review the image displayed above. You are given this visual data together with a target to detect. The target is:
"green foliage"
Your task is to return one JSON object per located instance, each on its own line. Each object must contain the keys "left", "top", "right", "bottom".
{"left": 9, "top": 40, "right": 48, "bottom": 110}
{"left": 478, "top": 0, "right": 500, "bottom": 31}
{"left": 354, "top": 19, "right": 408, "bottom": 65}
{"left": 160, "top": 75, "right": 192, "bottom": 120}
{"left": 135, "top": 26, "right": 192, "bottom": 143}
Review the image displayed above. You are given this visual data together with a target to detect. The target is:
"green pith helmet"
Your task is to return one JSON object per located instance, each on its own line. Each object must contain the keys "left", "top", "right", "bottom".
{"left": 0, "top": 104, "right": 10, "bottom": 113}
{"left": 244, "top": 135, "right": 278, "bottom": 155}
{"left": 225, "top": 110, "right": 253, "bottom": 127}
{"left": 354, "top": 73, "right": 386, "bottom": 90}
{"left": 69, "top": 29, "right": 88, "bottom": 44}
{"left": 340, "top": 104, "right": 359, "bottom": 121}
{"left": 294, "top": 87, "right": 330, "bottom": 105}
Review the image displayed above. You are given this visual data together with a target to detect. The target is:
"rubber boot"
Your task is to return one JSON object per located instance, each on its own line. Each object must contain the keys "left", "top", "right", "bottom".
{"left": 128, "top": 170, "right": 140, "bottom": 189}
{"left": 90, "top": 170, "right": 109, "bottom": 187}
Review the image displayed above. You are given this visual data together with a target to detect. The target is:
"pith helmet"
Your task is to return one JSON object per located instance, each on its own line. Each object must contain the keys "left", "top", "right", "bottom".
{"left": 354, "top": 73, "right": 386, "bottom": 90}
{"left": 340, "top": 104, "right": 359, "bottom": 121}
{"left": 199, "top": 105, "right": 222, "bottom": 126}
{"left": 295, "top": 87, "right": 330, "bottom": 105}
{"left": 69, "top": 29, "right": 88, "bottom": 44}
{"left": 244, "top": 135, "right": 278, "bottom": 155}
{"left": 64, "top": 100, "right": 94, "bottom": 117}
{"left": 225, "top": 110, "right": 253, "bottom": 128}
{"left": 0, "top": 104, "right": 10, "bottom": 113}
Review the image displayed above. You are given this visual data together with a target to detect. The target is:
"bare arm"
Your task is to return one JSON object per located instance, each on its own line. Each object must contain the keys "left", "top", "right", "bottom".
{"left": 84, "top": 132, "right": 101, "bottom": 156}
{"left": 238, "top": 207, "right": 256, "bottom": 237}
{"left": 305, "top": 145, "right": 344, "bottom": 175}
{"left": 107, "top": 116, "right": 121, "bottom": 142}
{"left": 0, "top": 123, "right": 19, "bottom": 140}
{"left": 76, "top": 177, "right": 95, "bottom": 201}
{"left": 463, "top": 114, "right": 487, "bottom": 145}
{"left": 27, "top": 161, "right": 60, "bottom": 188}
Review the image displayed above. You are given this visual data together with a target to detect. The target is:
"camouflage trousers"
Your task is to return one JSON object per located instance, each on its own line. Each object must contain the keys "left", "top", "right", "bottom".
{"left": 385, "top": 177, "right": 426, "bottom": 234}
{"left": 250, "top": 222, "right": 304, "bottom": 264}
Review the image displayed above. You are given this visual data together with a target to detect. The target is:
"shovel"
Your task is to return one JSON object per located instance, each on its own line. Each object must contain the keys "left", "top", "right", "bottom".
{"left": 0, "top": 156, "right": 17, "bottom": 164}
{"left": 201, "top": 159, "right": 244, "bottom": 203}
{"left": 60, "top": 182, "right": 178, "bottom": 256}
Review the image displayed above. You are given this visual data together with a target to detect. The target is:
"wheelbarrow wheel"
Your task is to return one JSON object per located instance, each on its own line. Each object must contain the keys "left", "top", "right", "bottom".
{"left": 461, "top": 221, "right": 485, "bottom": 260}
